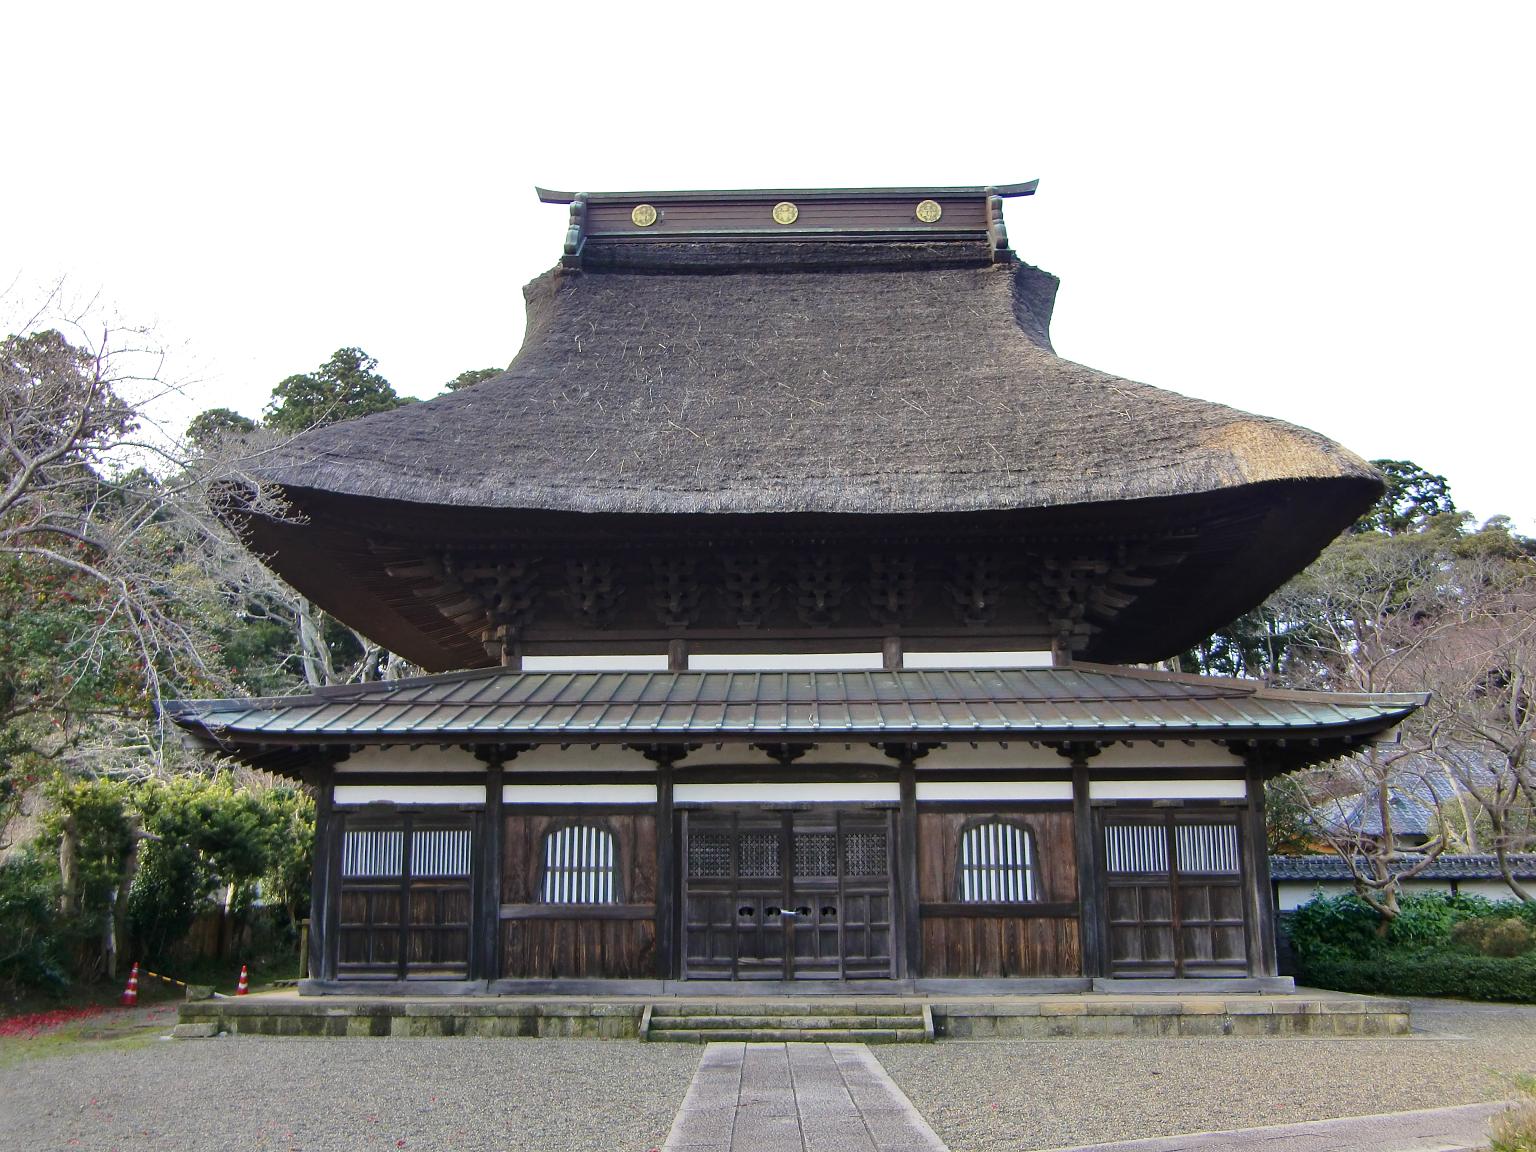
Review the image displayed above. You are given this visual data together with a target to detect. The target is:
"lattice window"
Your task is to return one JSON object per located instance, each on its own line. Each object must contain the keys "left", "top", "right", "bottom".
{"left": 843, "top": 831, "right": 888, "bottom": 878}
{"left": 411, "top": 828, "right": 472, "bottom": 878}
{"left": 738, "top": 832, "right": 781, "bottom": 879}
{"left": 342, "top": 829, "right": 403, "bottom": 878}
{"left": 959, "top": 822, "right": 1036, "bottom": 902}
{"left": 540, "top": 824, "right": 618, "bottom": 904}
{"left": 1174, "top": 823, "right": 1240, "bottom": 874}
{"left": 688, "top": 832, "right": 731, "bottom": 878}
{"left": 1104, "top": 823, "right": 1169, "bottom": 874}
{"left": 794, "top": 833, "right": 837, "bottom": 878}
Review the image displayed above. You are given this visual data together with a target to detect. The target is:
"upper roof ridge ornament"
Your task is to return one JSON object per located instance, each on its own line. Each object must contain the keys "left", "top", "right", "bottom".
{"left": 533, "top": 182, "right": 1040, "bottom": 267}
{"left": 534, "top": 181, "right": 1038, "bottom": 204}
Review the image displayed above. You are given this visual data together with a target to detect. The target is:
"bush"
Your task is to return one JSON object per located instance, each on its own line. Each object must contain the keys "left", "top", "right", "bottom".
{"left": 1299, "top": 949, "right": 1536, "bottom": 1003}
{"left": 1288, "top": 892, "right": 1382, "bottom": 960}
{"left": 1387, "top": 892, "right": 1456, "bottom": 950}
{"left": 0, "top": 854, "right": 68, "bottom": 993}
{"left": 3, "top": 772, "right": 314, "bottom": 991}
{"left": 1463, "top": 918, "right": 1536, "bottom": 958}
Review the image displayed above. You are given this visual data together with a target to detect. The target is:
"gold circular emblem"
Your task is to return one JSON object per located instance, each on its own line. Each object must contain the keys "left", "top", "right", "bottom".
{"left": 631, "top": 203, "right": 658, "bottom": 228}
{"left": 915, "top": 199, "right": 943, "bottom": 223}
{"left": 772, "top": 201, "right": 799, "bottom": 225}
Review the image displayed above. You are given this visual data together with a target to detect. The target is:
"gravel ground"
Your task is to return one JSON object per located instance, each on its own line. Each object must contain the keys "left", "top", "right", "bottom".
{"left": 0, "top": 1035, "right": 700, "bottom": 1152}
{"left": 5, "top": 1000, "right": 1534, "bottom": 1152}
{"left": 875, "top": 999, "right": 1536, "bottom": 1152}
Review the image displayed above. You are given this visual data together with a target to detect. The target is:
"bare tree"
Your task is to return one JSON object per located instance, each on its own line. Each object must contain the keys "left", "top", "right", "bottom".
{"left": 1402, "top": 553, "right": 1536, "bottom": 900}
{"left": 1262, "top": 528, "right": 1464, "bottom": 920}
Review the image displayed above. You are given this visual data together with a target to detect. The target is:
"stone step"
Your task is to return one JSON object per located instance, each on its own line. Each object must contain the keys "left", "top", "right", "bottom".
{"left": 650, "top": 1014, "right": 926, "bottom": 1031}
{"left": 647, "top": 1027, "right": 930, "bottom": 1044}
{"left": 649, "top": 1001, "right": 923, "bottom": 1017}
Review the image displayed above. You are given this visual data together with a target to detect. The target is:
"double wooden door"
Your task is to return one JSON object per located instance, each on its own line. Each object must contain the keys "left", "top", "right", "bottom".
{"left": 682, "top": 809, "right": 895, "bottom": 980}
{"left": 335, "top": 814, "right": 475, "bottom": 979}
{"left": 1101, "top": 811, "right": 1250, "bottom": 978}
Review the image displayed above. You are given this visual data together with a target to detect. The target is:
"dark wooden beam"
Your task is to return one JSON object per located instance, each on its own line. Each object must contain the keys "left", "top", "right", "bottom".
{"left": 1243, "top": 760, "right": 1279, "bottom": 977}
{"left": 478, "top": 761, "right": 504, "bottom": 981}
{"left": 1069, "top": 749, "right": 1104, "bottom": 979}
{"left": 655, "top": 759, "right": 677, "bottom": 980}
{"left": 898, "top": 758, "right": 920, "bottom": 980}
{"left": 305, "top": 759, "right": 337, "bottom": 982}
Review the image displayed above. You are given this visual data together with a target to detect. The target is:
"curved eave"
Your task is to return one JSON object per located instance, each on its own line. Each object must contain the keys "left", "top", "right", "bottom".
{"left": 230, "top": 475, "right": 1379, "bottom": 672}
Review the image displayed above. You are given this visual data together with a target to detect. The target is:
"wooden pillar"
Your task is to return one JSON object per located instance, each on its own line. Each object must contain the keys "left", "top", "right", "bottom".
{"left": 1244, "top": 760, "right": 1279, "bottom": 977}
{"left": 898, "top": 758, "right": 920, "bottom": 980}
{"left": 1071, "top": 752, "right": 1104, "bottom": 979}
{"left": 477, "top": 760, "right": 505, "bottom": 982}
{"left": 655, "top": 760, "right": 677, "bottom": 980}
{"left": 306, "top": 759, "right": 337, "bottom": 983}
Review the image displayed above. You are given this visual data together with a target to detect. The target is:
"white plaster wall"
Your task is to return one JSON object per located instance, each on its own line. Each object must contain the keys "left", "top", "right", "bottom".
{"left": 915, "top": 780, "right": 1073, "bottom": 802}
{"left": 1089, "top": 779, "right": 1247, "bottom": 800}
{"left": 332, "top": 784, "right": 486, "bottom": 806}
{"left": 523, "top": 654, "right": 669, "bottom": 671}
{"left": 1276, "top": 881, "right": 1356, "bottom": 910}
{"left": 675, "top": 781, "right": 900, "bottom": 804}
{"left": 503, "top": 783, "right": 657, "bottom": 804}
{"left": 335, "top": 745, "right": 486, "bottom": 774}
{"left": 902, "top": 651, "right": 1054, "bottom": 669}
{"left": 688, "top": 653, "right": 885, "bottom": 670}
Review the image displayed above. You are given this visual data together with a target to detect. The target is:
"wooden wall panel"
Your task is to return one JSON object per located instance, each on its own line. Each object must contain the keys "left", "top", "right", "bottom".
{"left": 501, "top": 918, "right": 657, "bottom": 979}
{"left": 917, "top": 808, "right": 1081, "bottom": 978}
{"left": 919, "top": 916, "right": 1081, "bottom": 979}
{"left": 500, "top": 809, "right": 659, "bottom": 979}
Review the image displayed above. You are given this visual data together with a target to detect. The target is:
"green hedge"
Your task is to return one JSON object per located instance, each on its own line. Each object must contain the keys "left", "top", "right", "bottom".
{"left": 1300, "top": 950, "right": 1536, "bottom": 1003}
{"left": 1286, "top": 890, "right": 1536, "bottom": 1002}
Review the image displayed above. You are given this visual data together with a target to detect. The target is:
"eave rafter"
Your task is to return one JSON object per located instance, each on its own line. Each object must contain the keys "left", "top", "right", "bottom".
{"left": 365, "top": 533, "right": 1193, "bottom": 666}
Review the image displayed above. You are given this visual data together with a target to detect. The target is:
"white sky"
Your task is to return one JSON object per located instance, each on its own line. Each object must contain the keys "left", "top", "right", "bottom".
{"left": 5, "top": 2, "right": 1532, "bottom": 530}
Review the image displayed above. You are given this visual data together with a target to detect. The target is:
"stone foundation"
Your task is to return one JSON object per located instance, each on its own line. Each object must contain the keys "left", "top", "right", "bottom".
{"left": 178, "top": 991, "right": 1409, "bottom": 1040}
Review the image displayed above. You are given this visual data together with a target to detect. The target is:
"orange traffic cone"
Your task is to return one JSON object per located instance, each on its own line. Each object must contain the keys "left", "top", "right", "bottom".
{"left": 235, "top": 964, "right": 249, "bottom": 995}
{"left": 121, "top": 962, "right": 140, "bottom": 1006}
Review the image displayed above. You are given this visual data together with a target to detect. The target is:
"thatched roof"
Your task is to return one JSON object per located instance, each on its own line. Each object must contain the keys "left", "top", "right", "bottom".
{"left": 226, "top": 186, "right": 1385, "bottom": 671}
{"left": 252, "top": 251, "right": 1377, "bottom": 518}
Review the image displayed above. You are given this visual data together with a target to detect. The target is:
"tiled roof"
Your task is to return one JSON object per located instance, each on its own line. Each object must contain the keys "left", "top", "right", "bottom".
{"left": 1271, "top": 854, "right": 1536, "bottom": 881}
{"left": 167, "top": 664, "right": 1420, "bottom": 747}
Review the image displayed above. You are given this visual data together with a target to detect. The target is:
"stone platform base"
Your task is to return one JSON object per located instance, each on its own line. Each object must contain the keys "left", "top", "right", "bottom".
{"left": 177, "top": 989, "right": 1409, "bottom": 1040}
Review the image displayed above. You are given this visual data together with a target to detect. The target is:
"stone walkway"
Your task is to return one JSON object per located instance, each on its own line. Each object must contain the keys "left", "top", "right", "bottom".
{"left": 662, "top": 1042, "right": 948, "bottom": 1151}
{"left": 663, "top": 1043, "right": 1511, "bottom": 1152}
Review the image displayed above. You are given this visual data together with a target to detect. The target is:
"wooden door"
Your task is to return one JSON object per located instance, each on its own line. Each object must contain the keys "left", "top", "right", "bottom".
{"left": 1101, "top": 812, "right": 1248, "bottom": 978}
{"left": 682, "top": 809, "right": 894, "bottom": 980}
{"left": 336, "top": 814, "right": 474, "bottom": 980}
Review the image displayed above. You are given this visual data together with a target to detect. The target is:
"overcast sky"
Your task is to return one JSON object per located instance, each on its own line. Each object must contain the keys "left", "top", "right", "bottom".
{"left": 5, "top": 3, "right": 1532, "bottom": 530}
